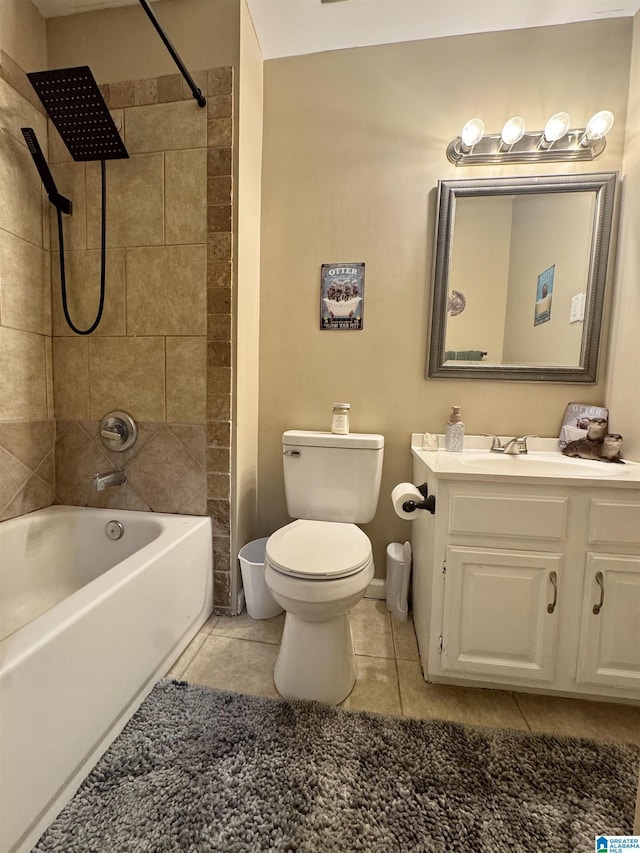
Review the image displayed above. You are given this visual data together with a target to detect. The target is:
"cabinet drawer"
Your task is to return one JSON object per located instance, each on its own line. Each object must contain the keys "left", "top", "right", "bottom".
{"left": 449, "top": 494, "right": 568, "bottom": 540}
{"left": 589, "top": 500, "right": 640, "bottom": 546}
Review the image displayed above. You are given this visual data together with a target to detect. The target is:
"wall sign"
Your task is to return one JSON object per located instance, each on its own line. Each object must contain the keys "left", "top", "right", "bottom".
{"left": 320, "top": 262, "right": 365, "bottom": 330}
{"left": 534, "top": 264, "right": 555, "bottom": 326}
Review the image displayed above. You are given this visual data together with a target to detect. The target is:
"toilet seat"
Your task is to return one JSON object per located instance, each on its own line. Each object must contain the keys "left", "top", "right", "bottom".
{"left": 266, "top": 520, "right": 371, "bottom": 579}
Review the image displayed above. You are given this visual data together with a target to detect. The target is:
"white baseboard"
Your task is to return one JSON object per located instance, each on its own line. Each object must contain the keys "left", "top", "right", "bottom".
{"left": 365, "top": 578, "right": 386, "bottom": 600}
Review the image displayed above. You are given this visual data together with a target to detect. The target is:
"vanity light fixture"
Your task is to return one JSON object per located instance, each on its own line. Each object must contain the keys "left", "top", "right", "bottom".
{"left": 447, "top": 110, "right": 614, "bottom": 165}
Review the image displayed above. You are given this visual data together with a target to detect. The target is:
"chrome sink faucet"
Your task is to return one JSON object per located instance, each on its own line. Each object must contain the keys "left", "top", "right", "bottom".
{"left": 483, "top": 434, "right": 538, "bottom": 455}
{"left": 94, "top": 469, "right": 127, "bottom": 491}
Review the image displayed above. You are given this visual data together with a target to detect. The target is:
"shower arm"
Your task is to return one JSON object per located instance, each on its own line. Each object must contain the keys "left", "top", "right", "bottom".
{"left": 137, "top": 0, "right": 206, "bottom": 108}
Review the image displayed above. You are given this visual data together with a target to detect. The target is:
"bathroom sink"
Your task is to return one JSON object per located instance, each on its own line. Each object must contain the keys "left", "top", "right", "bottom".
{"left": 458, "top": 451, "right": 627, "bottom": 477}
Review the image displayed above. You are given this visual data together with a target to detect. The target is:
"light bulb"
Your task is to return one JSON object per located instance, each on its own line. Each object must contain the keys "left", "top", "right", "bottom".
{"left": 501, "top": 116, "right": 526, "bottom": 147}
{"left": 460, "top": 118, "right": 485, "bottom": 149}
{"left": 585, "top": 110, "right": 614, "bottom": 141}
{"left": 543, "top": 111, "right": 571, "bottom": 143}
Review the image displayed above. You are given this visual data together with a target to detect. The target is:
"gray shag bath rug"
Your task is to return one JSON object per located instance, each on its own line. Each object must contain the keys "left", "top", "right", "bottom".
{"left": 34, "top": 679, "right": 639, "bottom": 852}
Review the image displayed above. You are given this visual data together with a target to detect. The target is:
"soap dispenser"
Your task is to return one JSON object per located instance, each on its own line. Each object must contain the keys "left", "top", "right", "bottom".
{"left": 445, "top": 406, "right": 464, "bottom": 452}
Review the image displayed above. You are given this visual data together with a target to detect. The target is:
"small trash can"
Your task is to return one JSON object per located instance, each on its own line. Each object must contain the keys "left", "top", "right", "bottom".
{"left": 238, "top": 538, "right": 283, "bottom": 620}
{"left": 386, "top": 541, "right": 412, "bottom": 622}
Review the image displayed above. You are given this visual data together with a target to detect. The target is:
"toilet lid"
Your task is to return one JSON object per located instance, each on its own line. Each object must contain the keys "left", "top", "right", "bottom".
{"left": 266, "top": 520, "right": 372, "bottom": 579}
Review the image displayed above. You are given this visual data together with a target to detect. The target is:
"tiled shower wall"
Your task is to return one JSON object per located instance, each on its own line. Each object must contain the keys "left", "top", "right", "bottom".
{"left": 0, "top": 54, "right": 234, "bottom": 612}
{"left": 0, "top": 51, "right": 54, "bottom": 521}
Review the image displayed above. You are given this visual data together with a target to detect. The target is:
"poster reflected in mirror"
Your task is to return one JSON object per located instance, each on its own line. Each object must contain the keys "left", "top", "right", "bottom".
{"left": 534, "top": 265, "right": 555, "bottom": 326}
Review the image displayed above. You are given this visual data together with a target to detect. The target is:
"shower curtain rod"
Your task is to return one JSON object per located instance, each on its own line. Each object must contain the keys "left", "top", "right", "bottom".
{"left": 137, "top": 0, "right": 206, "bottom": 107}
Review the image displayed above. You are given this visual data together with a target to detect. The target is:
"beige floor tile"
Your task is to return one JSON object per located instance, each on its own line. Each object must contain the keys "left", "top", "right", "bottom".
{"left": 397, "top": 659, "right": 529, "bottom": 731}
{"left": 167, "top": 630, "right": 209, "bottom": 679}
{"left": 212, "top": 612, "right": 285, "bottom": 645}
{"left": 182, "top": 634, "right": 280, "bottom": 699}
{"left": 350, "top": 598, "right": 395, "bottom": 658}
{"left": 514, "top": 693, "right": 640, "bottom": 745}
{"left": 391, "top": 616, "right": 420, "bottom": 661}
{"left": 203, "top": 613, "right": 220, "bottom": 632}
{"left": 341, "top": 655, "right": 401, "bottom": 716}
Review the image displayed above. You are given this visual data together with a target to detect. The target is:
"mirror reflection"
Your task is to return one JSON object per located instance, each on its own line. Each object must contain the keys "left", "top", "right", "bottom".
{"left": 428, "top": 173, "right": 616, "bottom": 383}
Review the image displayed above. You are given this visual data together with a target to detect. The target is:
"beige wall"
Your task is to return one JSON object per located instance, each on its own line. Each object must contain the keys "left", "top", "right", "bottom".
{"left": 46, "top": 0, "right": 239, "bottom": 84}
{"left": 0, "top": 4, "right": 55, "bottom": 521}
{"left": 446, "top": 196, "right": 511, "bottom": 361}
{"left": 502, "top": 193, "right": 593, "bottom": 365}
{"left": 0, "top": 0, "right": 47, "bottom": 71}
{"left": 258, "top": 19, "right": 633, "bottom": 577}
{"left": 233, "top": 0, "right": 264, "bottom": 596}
{"left": 607, "top": 10, "right": 640, "bottom": 459}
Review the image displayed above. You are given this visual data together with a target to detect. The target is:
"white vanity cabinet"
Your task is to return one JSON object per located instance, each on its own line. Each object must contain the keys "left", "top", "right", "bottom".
{"left": 410, "top": 437, "right": 640, "bottom": 704}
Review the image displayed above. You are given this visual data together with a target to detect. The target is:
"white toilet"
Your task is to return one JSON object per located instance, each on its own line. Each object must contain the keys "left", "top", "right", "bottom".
{"left": 265, "top": 429, "right": 384, "bottom": 705}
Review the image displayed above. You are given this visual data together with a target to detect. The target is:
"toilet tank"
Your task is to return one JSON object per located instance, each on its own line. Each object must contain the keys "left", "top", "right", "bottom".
{"left": 282, "top": 430, "right": 384, "bottom": 523}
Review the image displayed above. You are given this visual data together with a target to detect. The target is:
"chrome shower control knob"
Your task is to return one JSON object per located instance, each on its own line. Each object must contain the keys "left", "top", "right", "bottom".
{"left": 99, "top": 411, "right": 137, "bottom": 452}
{"left": 105, "top": 520, "right": 124, "bottom": 540}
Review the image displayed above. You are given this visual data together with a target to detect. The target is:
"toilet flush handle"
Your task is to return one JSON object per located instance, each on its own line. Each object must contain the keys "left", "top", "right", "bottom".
{"left": 283, "top": 449, "right": 301, "bottom": 457}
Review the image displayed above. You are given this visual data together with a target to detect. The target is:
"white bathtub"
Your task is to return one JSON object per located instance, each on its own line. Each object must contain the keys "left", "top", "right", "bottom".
{"left": 0, "top": 505, "right": 213, "bottom": 853}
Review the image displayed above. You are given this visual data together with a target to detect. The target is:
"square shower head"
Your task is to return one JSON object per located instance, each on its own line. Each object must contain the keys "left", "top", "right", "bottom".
{"left": 27, "top": 66, "right": 128, "bottom": 162}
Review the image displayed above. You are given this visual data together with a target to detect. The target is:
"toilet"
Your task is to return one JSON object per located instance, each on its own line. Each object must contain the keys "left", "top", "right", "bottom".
{"left": 265, "top": 429, "right": 384, "bottom": 705}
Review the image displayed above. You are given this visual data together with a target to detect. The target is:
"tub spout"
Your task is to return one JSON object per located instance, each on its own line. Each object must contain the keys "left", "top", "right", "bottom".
{"left": 94, "top": 469, "right": 127, "bottom": 491}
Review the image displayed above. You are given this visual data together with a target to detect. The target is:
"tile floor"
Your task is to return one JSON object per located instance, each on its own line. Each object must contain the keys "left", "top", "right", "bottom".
{"left": 169, "top": 597, "right": 640, "bottom": 746}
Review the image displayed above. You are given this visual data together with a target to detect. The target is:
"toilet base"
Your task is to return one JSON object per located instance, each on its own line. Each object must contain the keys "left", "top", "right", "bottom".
{"left": 274, "top": 612, "right": 356, "bottom": 705}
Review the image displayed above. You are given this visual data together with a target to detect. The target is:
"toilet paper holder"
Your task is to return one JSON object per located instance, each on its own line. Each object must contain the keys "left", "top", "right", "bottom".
{"left": 403, "top": 483, "right": 436, "bottom": 515}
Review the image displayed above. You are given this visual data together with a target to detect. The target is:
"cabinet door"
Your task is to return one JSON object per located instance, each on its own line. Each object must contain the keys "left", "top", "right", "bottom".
{"left": 442, "top": 546, "right": 561, "bottom": 683}
{"left": 576, "top": 554, "right": 640, "bottom": 691}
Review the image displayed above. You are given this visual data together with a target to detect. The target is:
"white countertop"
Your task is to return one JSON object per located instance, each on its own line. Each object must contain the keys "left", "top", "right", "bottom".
{"left": 410, "top": 434, "right": 640, "bottom": 487}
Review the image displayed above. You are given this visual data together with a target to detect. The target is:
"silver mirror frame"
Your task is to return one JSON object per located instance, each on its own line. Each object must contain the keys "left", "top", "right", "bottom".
{"left": 427, "top": 172, "right": 617, "bottom": 383}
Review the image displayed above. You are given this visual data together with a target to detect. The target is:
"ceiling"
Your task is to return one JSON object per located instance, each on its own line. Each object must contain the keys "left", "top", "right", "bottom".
{"left": 31, "top": 0, "right": 640, "bottom": 60}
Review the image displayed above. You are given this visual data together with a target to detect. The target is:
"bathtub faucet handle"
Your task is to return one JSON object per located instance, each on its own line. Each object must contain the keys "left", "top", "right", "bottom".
{"left": 100, "top": 424, "right": 124, "bottom": 441}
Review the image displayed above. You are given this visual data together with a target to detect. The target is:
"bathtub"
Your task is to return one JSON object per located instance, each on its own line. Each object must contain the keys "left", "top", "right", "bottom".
{"left": 0, "top": 505, "right": 213, "bottom": 853}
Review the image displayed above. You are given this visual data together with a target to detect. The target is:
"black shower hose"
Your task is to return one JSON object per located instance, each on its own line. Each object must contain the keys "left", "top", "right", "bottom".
{"left": 56, "top": 159, "right": 106, "bottom": 335}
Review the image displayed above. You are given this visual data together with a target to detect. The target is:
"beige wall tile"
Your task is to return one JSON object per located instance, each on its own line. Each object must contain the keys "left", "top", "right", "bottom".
{"left": 0, "top": 419, "right": 54, "bottom": 470}
{"left": 0, "top": 131, "right": 45, "bottom": 247}
{"left": 134, "top": 78, "right": 158, "bottom": 106}
{"left": 157, "top": 74, "right": 182, "bottom": 104}
{"left": 48, "top": 162, "right": 86, "bottom": 250}
{"left": 1, "top": 472, "right": 53, "bottom": 521}
{"left": 0, "top": 76, "right": 47, "bottom": 151}
{"left": 165, "top": 148, "right": 207, "bottom": 245}
{"left": 0, "top": 326, "right": 47, "bottom": 420}
{"left": 126, "top": 245, "right": 206, "bottom": 335}
{"left": 86, "top": 153, "right": 164, "bottom": 248}
{"left": 89, "top": 336, "right": 165, "bottom": 421}
{"left": 0, "top": 446, "right": 31, "bottom": 514}
{"left": 51, "top": 249, "right": 125, "bottom": 336}
{"left": 54, "top": 420, "right": 112, "bottom": 506}
{"left": 126, "top": 426, "right": 205, "bottom": 514}
{"left": 52, "top": 336, "right": 89, "bottom": 419}
{"left": 125, "top": 101, "right": 207, "bottom": 153}
{"left": 0, "top": 230, "right": 51, "bottom": 335}
{"left": 166, "top": 336, "right": 206, "bottom": 424}
{"left": 167, "top": 424, "right": 206, "bottom": 465}
{"left": 44, "top": 336, "right": 54, "bottom": 418}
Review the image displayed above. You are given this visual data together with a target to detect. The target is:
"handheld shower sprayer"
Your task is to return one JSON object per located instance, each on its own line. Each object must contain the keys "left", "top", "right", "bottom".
{"left": 21, "top": 128, "right": 72, "bottom": 215}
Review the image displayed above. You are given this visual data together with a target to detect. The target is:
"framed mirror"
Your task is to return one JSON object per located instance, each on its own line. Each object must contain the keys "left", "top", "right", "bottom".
{"left": 427, "top": 172, "right": 617, "bottom": 382}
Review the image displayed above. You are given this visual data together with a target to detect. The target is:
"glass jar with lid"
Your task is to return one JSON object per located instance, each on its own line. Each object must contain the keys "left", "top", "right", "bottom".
{"left": 331, "top": 403, "right": 350, "bottom": 435}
